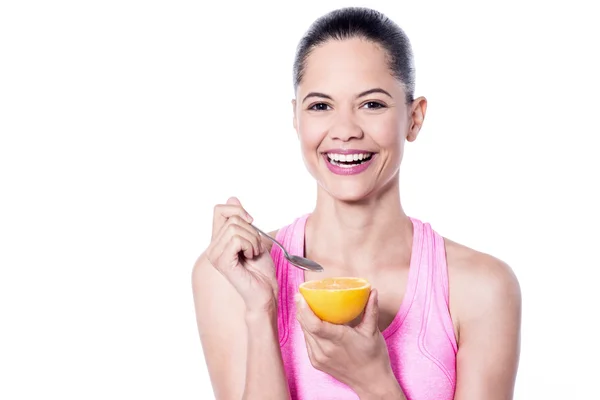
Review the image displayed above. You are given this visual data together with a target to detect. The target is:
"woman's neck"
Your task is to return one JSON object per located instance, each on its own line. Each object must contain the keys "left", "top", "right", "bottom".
{"left": 306, "top": 178, "right": 413, "bottom": 272}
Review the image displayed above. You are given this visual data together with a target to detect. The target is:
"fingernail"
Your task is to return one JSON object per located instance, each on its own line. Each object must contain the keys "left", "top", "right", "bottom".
{"left": 245, "top": 213, "right": 253, "bottom": 223}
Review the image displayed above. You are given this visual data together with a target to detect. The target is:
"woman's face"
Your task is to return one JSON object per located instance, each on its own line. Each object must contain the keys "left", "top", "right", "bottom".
{"left": 293, "top": 38, "right": 426, "bottom": 202}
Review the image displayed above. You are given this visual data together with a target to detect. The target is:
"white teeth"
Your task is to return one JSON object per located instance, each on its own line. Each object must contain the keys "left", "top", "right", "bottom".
{"left": 326, "top": 152, "right": 372, "bottom": 162}
{"left": 326, "top": 152, "right": 373, "bottom": 167}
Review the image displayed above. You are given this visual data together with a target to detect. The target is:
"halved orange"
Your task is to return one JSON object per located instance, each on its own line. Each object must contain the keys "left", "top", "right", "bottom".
{"left": 299, "top": 277, "right": 371, "bottom": 324}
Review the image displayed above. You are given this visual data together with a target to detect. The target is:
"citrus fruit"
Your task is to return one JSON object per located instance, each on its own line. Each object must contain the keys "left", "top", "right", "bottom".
{"left": 298, "top": 277, "right": 371, "bottom": 324}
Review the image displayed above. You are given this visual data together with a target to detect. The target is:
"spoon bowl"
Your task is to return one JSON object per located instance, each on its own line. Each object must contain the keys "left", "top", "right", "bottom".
{"left": 251, "top": 224, "right": 324, "bottom": 272}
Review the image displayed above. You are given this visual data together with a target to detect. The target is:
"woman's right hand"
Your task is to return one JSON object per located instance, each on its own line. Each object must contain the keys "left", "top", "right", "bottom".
{"left": 205, "top": 197, "right": 278, "bottom": 315}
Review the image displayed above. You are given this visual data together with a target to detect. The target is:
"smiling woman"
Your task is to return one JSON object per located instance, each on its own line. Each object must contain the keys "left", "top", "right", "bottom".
{"left": 192, "top": 6, "right": 521, "bottom": 400}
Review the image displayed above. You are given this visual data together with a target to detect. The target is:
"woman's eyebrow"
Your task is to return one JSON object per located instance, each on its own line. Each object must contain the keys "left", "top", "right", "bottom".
{"left": 302, "top": 92, "right": 333, "bottom": 104}
{"left": 302, "top": 88, "right": 392, "bottom": 104}
{"left": 356, "top": 88, "right": 392, "bottom": 98}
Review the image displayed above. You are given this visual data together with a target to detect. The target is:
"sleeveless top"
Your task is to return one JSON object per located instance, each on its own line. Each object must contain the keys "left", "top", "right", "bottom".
{"left": 270, "top": 214, "right": 457, "bottom": 400}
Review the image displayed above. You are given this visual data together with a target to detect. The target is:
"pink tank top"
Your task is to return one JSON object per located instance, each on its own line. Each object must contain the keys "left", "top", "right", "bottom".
{"left": 271, "top": 214, "right": 457, "bottom": 400}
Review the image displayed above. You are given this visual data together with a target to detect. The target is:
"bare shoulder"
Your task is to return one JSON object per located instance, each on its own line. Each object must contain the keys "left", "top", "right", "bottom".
{"left": 444, "top": 238, "right": 522, "bottom": 336}
{"left": 445, "top": 238, "right": 520, "bottom": 294}
{"left": 262, "top": 229, "right": 280, "bottom": 252}
{"left": 443, "top": 240, "right": 522, "bottom": 397}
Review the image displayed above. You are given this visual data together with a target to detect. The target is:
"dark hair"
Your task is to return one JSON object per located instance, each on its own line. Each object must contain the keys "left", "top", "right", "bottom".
{"left": 293, "top": 7, "right": 415, "bottom": 102}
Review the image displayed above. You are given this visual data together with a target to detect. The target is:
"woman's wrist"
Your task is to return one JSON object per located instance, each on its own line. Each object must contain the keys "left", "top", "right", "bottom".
{"left": 244, "top": 297, "right": 278, "bottom": 327}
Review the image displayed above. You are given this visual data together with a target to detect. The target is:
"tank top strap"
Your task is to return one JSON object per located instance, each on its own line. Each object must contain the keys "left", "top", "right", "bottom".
{"left": 409, "top": 219, "right": 439, "bottom": 303}
{"left": 271, "top": 214, "right": 309, "bottom": 346}
{"left": 416, "top": 220, "right": 458, "bottom": 353}
{"left": 431, "top": 227, "right": 451, "bottom": 311}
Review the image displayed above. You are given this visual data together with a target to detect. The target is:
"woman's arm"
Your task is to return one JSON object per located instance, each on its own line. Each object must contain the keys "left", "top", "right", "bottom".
{"left": 449, "top": 248, "right": 522, "bottom": 400}
{"left": 192, "top": 251, "right": 290, "bottom": 400}
{"left": 243, "top": 307, "right": 290, "bottom": 399}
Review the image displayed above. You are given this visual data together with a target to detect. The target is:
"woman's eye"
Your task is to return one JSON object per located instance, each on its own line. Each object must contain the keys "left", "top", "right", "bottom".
{"left": 309, "top": 103, "right": 331, "bottom": 111}
{"left": 363, "top": 101, "right": 386, "bottom": 109}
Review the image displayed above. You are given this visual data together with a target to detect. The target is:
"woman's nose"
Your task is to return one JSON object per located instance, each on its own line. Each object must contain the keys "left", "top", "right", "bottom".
{"left": 328, "top": 112, "right": 364, "bottom": 142}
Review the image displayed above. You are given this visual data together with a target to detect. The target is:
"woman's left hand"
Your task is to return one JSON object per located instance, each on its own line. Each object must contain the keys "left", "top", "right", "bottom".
{"left": 295, "top": 289, "right": 406, "bottom": 399}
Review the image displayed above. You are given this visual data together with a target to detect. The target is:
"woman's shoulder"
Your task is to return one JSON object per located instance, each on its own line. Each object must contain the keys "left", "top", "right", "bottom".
{"left": 443, "top": 237, "right": 521, "bottom": 339}
{"left": 263, "top": 229, "right": 280, "bottom": 252}
{"left": 444, "top": 238, "right": 520, "bottom": 290}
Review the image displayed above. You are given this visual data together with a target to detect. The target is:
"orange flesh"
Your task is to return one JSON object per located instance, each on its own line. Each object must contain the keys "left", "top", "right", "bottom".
{"left": 301, "top": 277, "right": 369, "bottom": 291}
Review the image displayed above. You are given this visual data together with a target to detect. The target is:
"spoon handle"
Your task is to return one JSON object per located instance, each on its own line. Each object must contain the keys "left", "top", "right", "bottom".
{"left": 250, "top": 224, "right": 288, "bottom": 256}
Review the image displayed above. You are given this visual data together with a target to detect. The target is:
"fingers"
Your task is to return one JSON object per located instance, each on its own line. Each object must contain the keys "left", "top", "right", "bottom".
{"left": 296, "top": 294, "right": 348, "bottom": 373}
{"left": 357, "top": 289, "right": 380, "bottom": 335}
{"left": 295, "top": 293, "right": 341, "bottom": 341}
{"left": 224, "top": 234, "right": 254, "bottom": 265}
{"left": 208, "top": 216, "right": 263, "bottom": 268}
{"left": 216, "top": 215, "right": 262, "bottom": 254}
{"left": 295, "top": 293, "right": 325, "bottom": 360}
{"left": 212, "top": 197, "right": 253, "bottom": 240}
{"left": 295, "top": 293, "right": 321, "bottom": 333}
{"left": 208, "top": 196, "right": 261, "bottom": 266}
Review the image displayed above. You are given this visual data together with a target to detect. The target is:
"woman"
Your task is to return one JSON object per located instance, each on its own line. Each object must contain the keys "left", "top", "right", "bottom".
{"left": 193, "top": 7, "right": 521, "bottom": 400}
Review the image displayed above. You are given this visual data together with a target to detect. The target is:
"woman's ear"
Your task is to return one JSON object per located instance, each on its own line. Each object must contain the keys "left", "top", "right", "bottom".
{"left": 407, "top": 96, "right": 427, "bottom": 142}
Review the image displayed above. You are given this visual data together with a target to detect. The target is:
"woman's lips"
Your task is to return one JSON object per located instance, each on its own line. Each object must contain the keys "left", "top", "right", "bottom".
{"left": 322, "top": 151, "right": 376, "bottom": 176}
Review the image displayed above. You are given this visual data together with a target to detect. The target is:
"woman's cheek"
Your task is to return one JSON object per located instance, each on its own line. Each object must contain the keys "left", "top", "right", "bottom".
{"left": 298, "top": 118, "right": 329, "bottom": 149}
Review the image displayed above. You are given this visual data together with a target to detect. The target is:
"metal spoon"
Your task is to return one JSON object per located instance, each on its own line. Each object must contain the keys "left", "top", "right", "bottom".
{"left": 251, "top": 224, "right": 324, "bottom": 272}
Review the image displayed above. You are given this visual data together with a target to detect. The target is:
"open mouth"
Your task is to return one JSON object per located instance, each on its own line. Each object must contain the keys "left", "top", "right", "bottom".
{"left": 326, "top": 152, "right": 374, "bottom": 168}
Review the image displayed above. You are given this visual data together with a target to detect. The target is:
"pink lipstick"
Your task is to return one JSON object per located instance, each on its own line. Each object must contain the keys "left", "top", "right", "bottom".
{"left": 322, "top": 149, "right": 376, "bottom": 176}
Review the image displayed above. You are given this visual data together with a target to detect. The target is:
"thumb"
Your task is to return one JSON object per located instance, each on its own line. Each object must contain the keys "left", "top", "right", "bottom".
{"left": 358, "top": 289, "right": 379, "bottom": 334}
{"left": 227, "top": 196, "right": 242, "bottom": 206}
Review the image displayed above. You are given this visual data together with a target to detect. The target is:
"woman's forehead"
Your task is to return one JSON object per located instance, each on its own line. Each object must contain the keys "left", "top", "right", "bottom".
{"left": 305, "top": 38, "right": 387, "bottom": 71}
{"left": 298, "top": 39, "right": 401, "bottom": 97}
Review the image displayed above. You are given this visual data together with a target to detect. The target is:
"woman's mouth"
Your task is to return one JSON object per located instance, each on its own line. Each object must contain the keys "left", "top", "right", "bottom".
{"left": 326, "top": 152, "right": 374, "bottom": 168}
{"left": 322, "top": 151, "right": 376, "bottom": 175}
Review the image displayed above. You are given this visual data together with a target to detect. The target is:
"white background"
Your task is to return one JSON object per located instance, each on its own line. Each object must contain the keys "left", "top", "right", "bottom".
{"left": 1, "top": 0, "right": 599, "bottom": 399}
